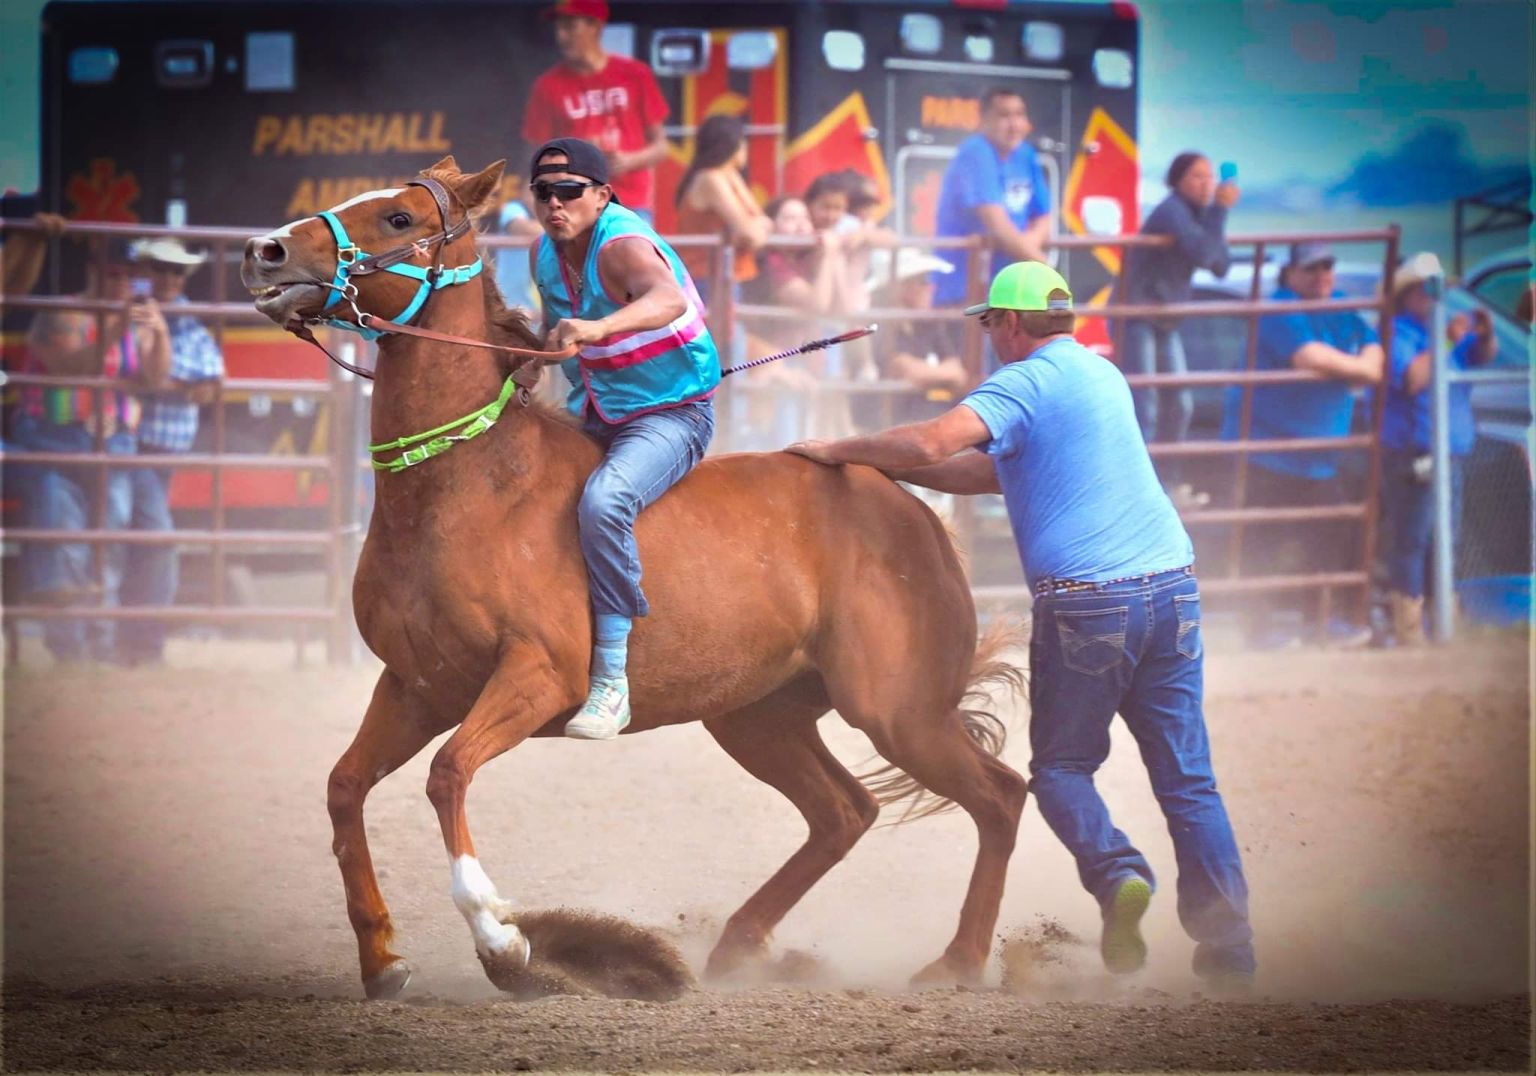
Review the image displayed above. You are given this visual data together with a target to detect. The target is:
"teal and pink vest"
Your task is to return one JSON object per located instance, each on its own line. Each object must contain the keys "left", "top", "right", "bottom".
{"left": 534, "top": 204, "right": 719, "bottom": 423}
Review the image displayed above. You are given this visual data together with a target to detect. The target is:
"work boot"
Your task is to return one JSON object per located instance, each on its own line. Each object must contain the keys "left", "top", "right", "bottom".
{"left": 1390, "top": 592, "right": 1427, "bottom": 647}
{"left": 1100, "top": 876, "right": 1152, "bottom": 973}
{"left": 564, "top": 676, "right": 631, "bottom": 740}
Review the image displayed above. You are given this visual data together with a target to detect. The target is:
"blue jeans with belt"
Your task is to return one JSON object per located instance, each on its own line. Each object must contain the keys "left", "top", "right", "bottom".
{"left": 1029, "top": 566, "right": 1255, "bottom": 975}
{"left": 579, "top": 398, "right": 715, "bottom": 618}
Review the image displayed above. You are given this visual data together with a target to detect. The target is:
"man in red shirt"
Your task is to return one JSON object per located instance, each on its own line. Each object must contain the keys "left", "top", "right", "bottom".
{"left": 521, "top": 0, "right": 670, "bottom": 221}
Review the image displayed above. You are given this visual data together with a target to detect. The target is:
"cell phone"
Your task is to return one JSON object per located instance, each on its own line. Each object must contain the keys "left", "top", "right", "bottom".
{"left": 129, "top": 277, "right": 152, "bottom": 299}
{"left": 1219, "top": 161, "right": 1238, "bottom": 183}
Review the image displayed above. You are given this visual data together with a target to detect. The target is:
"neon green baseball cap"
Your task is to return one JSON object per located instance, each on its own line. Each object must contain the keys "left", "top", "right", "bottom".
{"left": 963, "top": 261, "right": 1073, "bottom": 317}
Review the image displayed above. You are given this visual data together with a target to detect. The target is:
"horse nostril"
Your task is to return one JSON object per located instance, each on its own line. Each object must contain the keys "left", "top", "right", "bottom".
{"left": 248, "top": 237, "right": 287, "bottom": 266}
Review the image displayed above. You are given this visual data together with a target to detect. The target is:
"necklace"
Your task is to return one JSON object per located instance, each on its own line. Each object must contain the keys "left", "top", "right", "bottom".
{"left": 561, "top": 251, "right": 584, "bottom": 303}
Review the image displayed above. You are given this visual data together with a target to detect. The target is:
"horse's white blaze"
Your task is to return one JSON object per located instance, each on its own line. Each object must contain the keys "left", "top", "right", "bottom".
{"left": 262, "top": 188, "right": 405, "bottom": 240}
{"left": 451, "top": 855, "right": 528, "bottom": 959}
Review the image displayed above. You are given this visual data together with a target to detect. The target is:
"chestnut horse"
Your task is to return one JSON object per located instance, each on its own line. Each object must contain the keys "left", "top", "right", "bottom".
{"left": 242, "top": 158, "right": 1028, "bottom": 1000}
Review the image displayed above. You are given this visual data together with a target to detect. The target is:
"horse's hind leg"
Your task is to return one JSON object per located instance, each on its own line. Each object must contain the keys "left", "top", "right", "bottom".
{"left": 702, "top": 691, "right": 879, "bottom": 979}
{"left": 846, "top": 704, "right": 1028, "bottom": 985}
{"left": 327, "top": 670, "right": 443, "bottom": 999}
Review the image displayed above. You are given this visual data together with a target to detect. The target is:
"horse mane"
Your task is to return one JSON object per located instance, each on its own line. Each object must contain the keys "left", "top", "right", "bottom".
{"left": 414, "top": 163, "right": 588, "bottom": 433}
{"left": 471, "top": 242, "right": 584, "bottom": 431}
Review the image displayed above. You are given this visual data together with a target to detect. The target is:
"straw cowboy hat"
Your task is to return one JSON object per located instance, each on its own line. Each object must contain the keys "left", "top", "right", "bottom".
{"left": 1389, "top": 250, "right": 1444, "bottom": 296}
{"left": 867, "top": 247, "right": 954, "bottom": 291}
{"left": 128, "top": 236, "right": 209, "bottom": 269}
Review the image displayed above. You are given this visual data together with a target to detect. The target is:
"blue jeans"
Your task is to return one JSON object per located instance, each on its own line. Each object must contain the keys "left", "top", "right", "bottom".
{"left": 1380, "top": 449, "right": 1465, "bottom": 598}
{"left": 579, "top": 399, "right": 714, "bottom": 618}
{"left": 8, "top": 418, "right": 177, "bottom": 662}
{"left": 1124, "top": 320, "right": 1193, "bottom": 449}
{"left": 118, "top": 454, "right": 179, "bottom": 662}
{"left": 1029, "top": 567, "right": 1255, "bottom": 974}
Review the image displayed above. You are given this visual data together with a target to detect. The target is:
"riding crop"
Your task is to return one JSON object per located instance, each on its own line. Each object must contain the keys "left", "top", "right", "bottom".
{"left": 719, "top": 324, "right": 878, "bottom": 377}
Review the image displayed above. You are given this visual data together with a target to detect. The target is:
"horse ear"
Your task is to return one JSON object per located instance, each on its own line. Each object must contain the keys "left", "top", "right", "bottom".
{"left": 425, "top": 154, "right": 460, "bottom": 175}
{"left": 454, "top": 159, "right": 506, "bottom": 218}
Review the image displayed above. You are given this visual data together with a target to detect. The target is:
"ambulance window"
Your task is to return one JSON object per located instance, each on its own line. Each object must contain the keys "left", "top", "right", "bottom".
{"left": 651, "top": 30, "right": 710, "bottom": 77}
{"left": 1093, "top": 48, "right": 1134, "bottom": 88}
{"left": 899, "top": 14, "right": 942, "bottom": 55}
{"left": 963, "top": 35, "right": 994, "bottom": 63}
{"left": 822, "top": 31, "right": 865, "bottom": 72}
{"left": 244, "top": 32, "right": 294, "bottom": 92}
{"left": 155, "top": 40, "right": 214, "bottom": 88}
{"left": 67, "top": 46, "right": 118, "bottom": 85}
{"left": 1023, "top": 22, "right": 1064, "bottom": 63}
{"left": 601, "top": 24, "right": 636, "bottom": 59}
{"left": 728, "top": 31, "right": 778, "bottom": 71}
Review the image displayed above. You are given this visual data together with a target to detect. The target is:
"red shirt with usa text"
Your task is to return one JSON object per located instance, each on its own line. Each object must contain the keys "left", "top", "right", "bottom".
{"left": 521, "top": 55, "right": 669, "bottom": 211}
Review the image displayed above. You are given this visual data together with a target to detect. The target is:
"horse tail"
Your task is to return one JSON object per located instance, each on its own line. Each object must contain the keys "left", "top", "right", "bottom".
{"left": 858, "top": 618, "right": 1028, "bottom": 825}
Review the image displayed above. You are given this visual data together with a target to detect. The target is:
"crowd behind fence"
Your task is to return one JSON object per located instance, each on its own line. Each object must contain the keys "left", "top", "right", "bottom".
{"left": 2, "top": 215, "right": 1526, "bottom": 664}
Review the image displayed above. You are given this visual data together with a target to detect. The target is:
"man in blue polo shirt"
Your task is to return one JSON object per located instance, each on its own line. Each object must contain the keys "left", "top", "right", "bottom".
{"left": 1228, "top": 241, "right": 1383, "bottom": 646}
{"left": 931, "top": 88, "right": 1051, "bottom": 308}
{"left": 788, "top": 262, "right": 1257, "bottom": 989}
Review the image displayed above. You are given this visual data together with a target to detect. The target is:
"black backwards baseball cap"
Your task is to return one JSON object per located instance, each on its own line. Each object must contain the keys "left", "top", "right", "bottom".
{"left": 529, "top": 137, "right": 620, "bottom": 204}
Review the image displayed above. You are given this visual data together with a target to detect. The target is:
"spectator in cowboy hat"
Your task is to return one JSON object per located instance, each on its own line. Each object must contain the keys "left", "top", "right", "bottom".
{"left": 856, "top": 248, "right": 969, "bottom": 429}
{"left": 1378, "top": 251, "right": 1496, "bottom": 645}
{"left": 1226, "top": 240, "right": 1384, "bottom": 648}
{"left": 120, "top": 235, "right": 225, "bottom": 665}
{"left": 521, "top": 0, "right": 670, "bottom": 222}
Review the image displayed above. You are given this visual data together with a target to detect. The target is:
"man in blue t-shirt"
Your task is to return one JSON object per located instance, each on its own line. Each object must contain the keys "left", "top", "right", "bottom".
{"left": 931, "top": 88, "right": 1052, "bottom": 308}
{"left": 787, "top": 262, "right": 1256, "bottom": 989}
{"left": 1226, "top": 241, "right": 1383, "bottom": 646}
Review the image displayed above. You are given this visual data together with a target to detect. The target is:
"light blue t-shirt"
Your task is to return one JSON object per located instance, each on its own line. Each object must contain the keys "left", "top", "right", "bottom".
{"left": 932, "top": 133, "right": 1051, "bottom": 305}
{"left": 961, "top": 337, "right": 1193, "bottom": 587}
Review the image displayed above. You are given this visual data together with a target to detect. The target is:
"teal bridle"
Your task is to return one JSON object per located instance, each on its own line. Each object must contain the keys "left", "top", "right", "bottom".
{"left": 309, "top": 176, "right": 483, "bottom": 342}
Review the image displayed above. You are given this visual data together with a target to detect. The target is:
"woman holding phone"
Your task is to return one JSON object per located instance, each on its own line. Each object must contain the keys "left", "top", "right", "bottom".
{"left": 1119, "top": 152, "right": 1239, "bottom": 508}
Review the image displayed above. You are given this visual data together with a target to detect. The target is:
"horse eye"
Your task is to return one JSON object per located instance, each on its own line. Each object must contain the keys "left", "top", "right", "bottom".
{"left": 388, "top": 212, "right": 411, "bottom": 229}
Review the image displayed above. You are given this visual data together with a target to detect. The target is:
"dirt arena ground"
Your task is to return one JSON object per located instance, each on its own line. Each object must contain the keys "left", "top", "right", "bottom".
{"left": 2, "top": 631, "right": 1530, "bottom": 1072}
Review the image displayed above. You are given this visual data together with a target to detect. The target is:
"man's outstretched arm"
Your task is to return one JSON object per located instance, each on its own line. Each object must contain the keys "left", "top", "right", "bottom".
{"left": 786, "top": 403, "right": 992, "bottom": 473}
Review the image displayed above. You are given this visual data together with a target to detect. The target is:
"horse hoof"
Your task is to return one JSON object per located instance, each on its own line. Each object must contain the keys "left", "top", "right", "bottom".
{"left": 910, "top": 954, "right": 980, "bottom": 988}
{"left": 363, "top": 958, "right": 413, "bottom": 1000}
{"left": 703, "top": 941, "right": 769, "bottom": 982}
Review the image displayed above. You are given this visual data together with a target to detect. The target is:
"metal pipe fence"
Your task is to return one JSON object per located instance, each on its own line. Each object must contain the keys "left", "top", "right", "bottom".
{"left": 3, "top": 216, "right": 1410, "bottom": 656}
{"left": 1429, "top": 297, "right": 1532, "bottom": 641}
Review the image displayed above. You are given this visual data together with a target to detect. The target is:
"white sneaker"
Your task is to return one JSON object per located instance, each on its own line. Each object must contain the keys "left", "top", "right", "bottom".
{"left": 564, "top": 676, "right": 631, "bottom": 740}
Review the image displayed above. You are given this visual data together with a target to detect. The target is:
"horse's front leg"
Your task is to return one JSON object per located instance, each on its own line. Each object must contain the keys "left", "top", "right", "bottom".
{"left": 327, "top": 670, "right": 445, "bottom": 999}
{"left": 424, "top": 649, "right": 581, "bottom": 979}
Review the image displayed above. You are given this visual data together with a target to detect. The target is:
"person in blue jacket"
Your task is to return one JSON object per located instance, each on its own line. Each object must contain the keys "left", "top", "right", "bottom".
{"left": 525, "top": 137, "right": 721, "bottom": 739}
{"left": 1379, "top": 252, "right": 1496, "bottom": 644}
{"left": 1121, "top": 152, "right": 1238, "bottom": 502}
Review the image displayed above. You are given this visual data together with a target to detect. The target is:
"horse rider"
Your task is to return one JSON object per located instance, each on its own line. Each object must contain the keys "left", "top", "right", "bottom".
{"left": 786, "top": 261, "right": 1257, "bottom": 989}
{"left": 524, "top": 137, "right": 720, "bottom": 740}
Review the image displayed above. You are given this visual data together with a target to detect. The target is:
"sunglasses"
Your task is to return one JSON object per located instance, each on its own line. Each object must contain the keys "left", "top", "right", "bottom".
{"left": 532, "top": 179, "right": 601, "bottom": 204}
